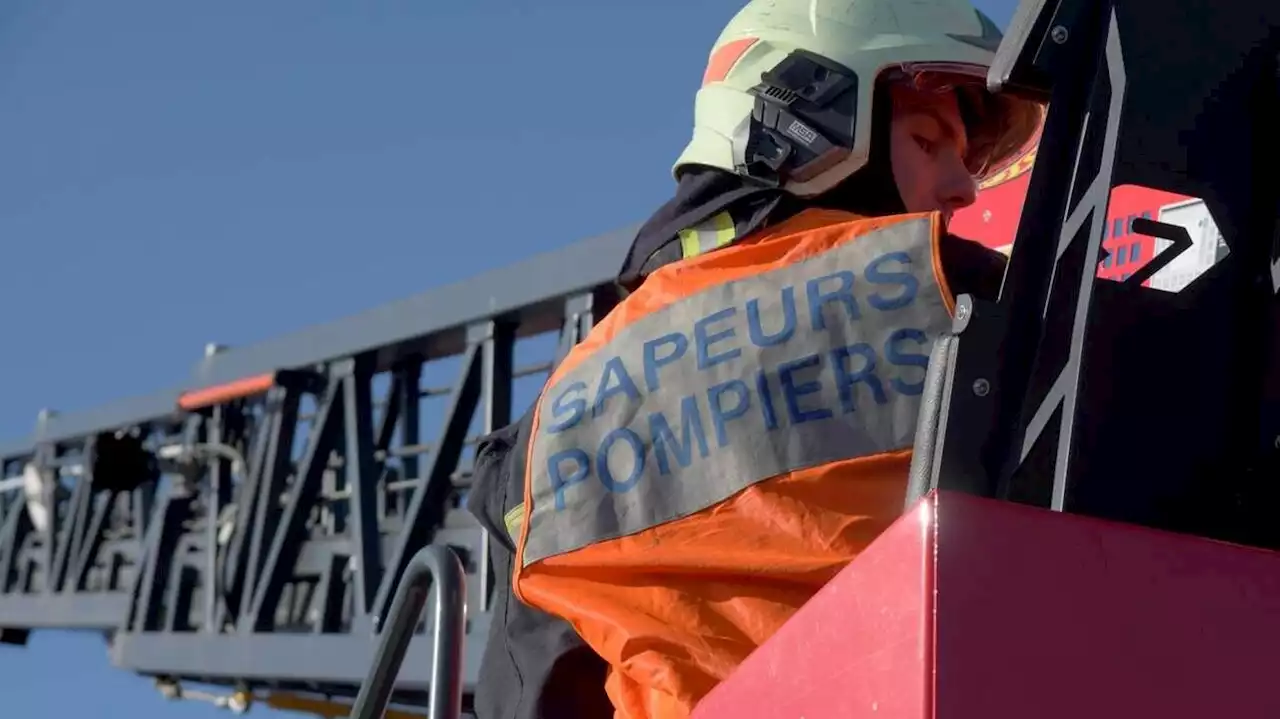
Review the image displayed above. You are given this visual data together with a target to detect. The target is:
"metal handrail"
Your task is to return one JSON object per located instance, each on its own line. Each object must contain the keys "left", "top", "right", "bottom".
{"left": 349, "top": 545, "right": 467, "bottom": 719}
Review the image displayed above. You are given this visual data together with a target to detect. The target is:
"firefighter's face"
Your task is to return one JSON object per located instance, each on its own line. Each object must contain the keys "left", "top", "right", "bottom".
{"left": 887, "top": 83, "right": 979, "bottom": 225}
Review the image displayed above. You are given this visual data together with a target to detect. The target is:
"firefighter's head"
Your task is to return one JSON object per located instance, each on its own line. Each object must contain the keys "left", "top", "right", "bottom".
{"left": 675, "top": 0, "right": 1043, "bottom": 223}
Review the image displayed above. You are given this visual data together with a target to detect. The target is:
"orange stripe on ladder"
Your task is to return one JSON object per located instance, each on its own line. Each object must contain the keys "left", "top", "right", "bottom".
{"left": 178, "top": 372, "right": 276, "bottom": 411}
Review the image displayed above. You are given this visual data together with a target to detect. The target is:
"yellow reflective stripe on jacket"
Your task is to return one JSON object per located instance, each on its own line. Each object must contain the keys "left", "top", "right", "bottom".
{"left": 522, "top": 215, "right": 950, "bottom": 566}
{"left": 677, "top": 211, "right": 737, "bottom": 258}
{"left": 503, "top": 502, "right": 525, "bottom": 541}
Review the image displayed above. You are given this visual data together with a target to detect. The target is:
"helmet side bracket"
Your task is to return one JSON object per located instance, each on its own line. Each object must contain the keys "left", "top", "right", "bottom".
{"left": 737, "top": 50, "right": 861, "bottom": 187}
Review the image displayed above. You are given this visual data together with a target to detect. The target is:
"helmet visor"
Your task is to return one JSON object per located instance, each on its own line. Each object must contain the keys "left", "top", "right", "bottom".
{"left": 881, "top": 61, "right": 1045, "bottom": 180}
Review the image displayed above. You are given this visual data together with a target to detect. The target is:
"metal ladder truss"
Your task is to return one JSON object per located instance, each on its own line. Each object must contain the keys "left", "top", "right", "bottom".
{"left": 0, "top": 226, "right": 630, "bottom": 712}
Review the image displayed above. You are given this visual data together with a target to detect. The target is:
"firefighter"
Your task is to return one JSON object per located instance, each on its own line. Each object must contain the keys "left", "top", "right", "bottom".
{"left": 467, "top": 0, "right": 1042, "bottom": 717}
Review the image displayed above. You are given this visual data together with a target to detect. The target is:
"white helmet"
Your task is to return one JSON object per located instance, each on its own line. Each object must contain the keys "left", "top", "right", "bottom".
{"left": 675, "top": 0, "right": 1044, "bottom": 198}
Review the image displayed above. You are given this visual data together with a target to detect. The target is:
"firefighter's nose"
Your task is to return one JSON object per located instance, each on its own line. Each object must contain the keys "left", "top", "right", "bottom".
{"left": 939, "top": 155, "right": 979, "bottom": 212}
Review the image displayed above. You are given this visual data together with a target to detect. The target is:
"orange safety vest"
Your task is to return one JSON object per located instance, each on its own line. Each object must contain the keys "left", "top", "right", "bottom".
{"left": 512, "top": 208, "right": 958, "bottom": 718}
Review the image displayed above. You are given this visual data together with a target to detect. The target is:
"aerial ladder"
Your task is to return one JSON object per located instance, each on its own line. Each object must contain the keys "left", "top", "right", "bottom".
{"left": 350, "top": 0, "right": 1280, "bottom": 716}
{"left": 4, "top": 0, "right": 1280, "bottom": 717}
{"left": 0, "top": 211, "right": 627, "bottom": 716}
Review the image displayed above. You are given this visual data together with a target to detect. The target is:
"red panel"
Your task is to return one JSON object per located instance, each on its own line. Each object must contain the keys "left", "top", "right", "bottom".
{"left": 696, "top": 492, "right": 1280, "bottom": 719}
{"left": 949, "top": 142, "right": 1192, "bottom": 254}
{"left": 951, "top": 169, "right": 1031, "bottom": 249}
{"left": 691, "top": 499, "right": 937, "bottom": 719}
{"left": 933, "top": 493, "right": 1280, "bottom": 719}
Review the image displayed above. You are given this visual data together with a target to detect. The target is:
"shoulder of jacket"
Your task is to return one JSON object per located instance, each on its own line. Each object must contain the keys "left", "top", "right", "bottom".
{"left": 475, "top": 406, "right": 535, "bottom": 468}
{"left": 466, "top": 405, "right": 537, "bottom": 546}
{"left": 751, "top": 207, "right": 942, "bottom": 243}
{"left": 938, "top": 232, "right": 1009, "bottom": 301}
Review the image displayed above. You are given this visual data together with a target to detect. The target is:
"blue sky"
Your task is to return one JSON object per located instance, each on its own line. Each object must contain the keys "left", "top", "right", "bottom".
{"left": 0, "top": 1, "right": 1016, "bottom": 716}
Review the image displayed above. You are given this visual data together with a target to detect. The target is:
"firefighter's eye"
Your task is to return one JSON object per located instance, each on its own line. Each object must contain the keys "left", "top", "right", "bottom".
{"left": 913, "top": 135, "right": 937, "bottom": 154}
